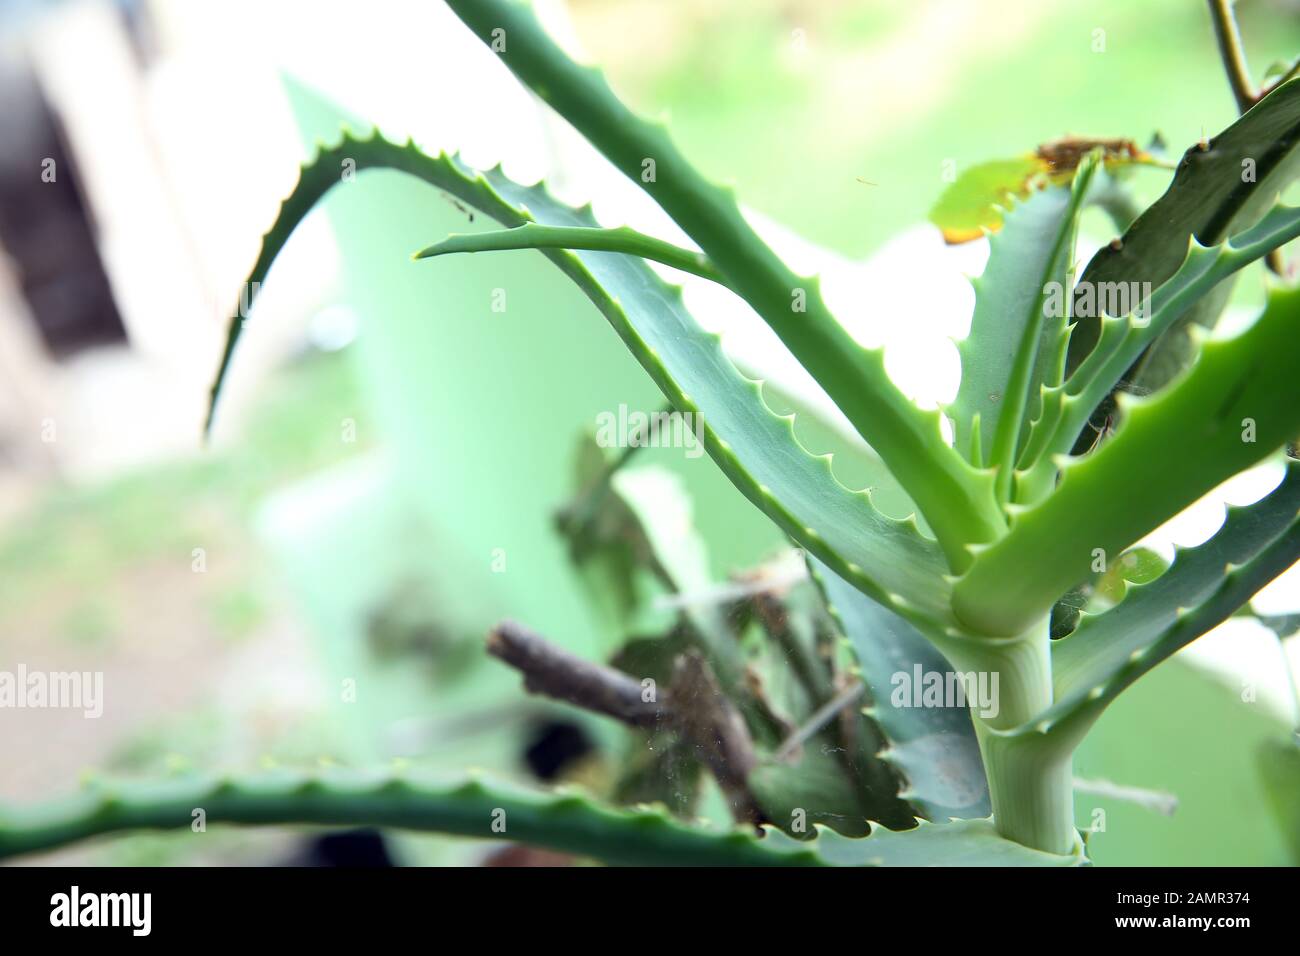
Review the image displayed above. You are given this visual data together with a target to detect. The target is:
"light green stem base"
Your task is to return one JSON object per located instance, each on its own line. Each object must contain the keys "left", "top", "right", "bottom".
{"left": 941, "top": 616, "right": 1077, "bottom": 855}
{"left": 977, "top": 729, "right": 1076, "bottom": 855}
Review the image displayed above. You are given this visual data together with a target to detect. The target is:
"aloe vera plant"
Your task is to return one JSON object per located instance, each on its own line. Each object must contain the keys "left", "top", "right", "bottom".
{"left": 3, "top": 0, "right": 1299, "bottom": 867}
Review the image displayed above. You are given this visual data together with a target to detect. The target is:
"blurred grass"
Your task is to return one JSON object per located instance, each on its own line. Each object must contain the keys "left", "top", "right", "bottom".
{"left": 0, "top": 351, "right": 366, "bottom": 637}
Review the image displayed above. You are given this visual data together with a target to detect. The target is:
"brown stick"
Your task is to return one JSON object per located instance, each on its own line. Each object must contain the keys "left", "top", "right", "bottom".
{"left": 667, "top": 650, "right": 759, "bottom": 820}
{"left": 487, "top": 621, "right": 762, "bottom": 823}
{"left": 1206, "top": 0, "right": 1256, "bottom": 113}
{"left": 487, "top": 621, "right": 667, "bottom": 728}
{"left": 1204, "top": 0, "right": 1288, "bottom": 276}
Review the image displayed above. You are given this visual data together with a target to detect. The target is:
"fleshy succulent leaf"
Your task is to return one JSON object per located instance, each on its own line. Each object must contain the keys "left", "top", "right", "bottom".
{"left": 441, "top": 0, "right": 1004, "bottom": 569}
{"left": 1039, "top": 460, "right": 1300, "bottom": 742}
{"left": 1017, "top": 202, "right": 1300, "bottom": 496}
{"left": 956, "top": 285, "right": 1300, "bottom": 637}
{"left": 950, "top": 155, "right": 1098, "bottom": 502}
{"left": 0, "top": 770, "right": 1083, "bottom": 866}
{"left": 950, "top": 185, "right": 1072, "bottom": 469}
{"left": 207, "top": 130, "right": 956, "bottom": 630}
{"left": 413, "top": 222, "right": 727, "bottom": 286}
{"left": 767, "top": 816, "right": 1086, "bottom": 866}
{"left": 808, "top": 557, "right": 991, "bottom": 821}
{"left": 1067, "top": 77, "right": 1300, "bottom": 381}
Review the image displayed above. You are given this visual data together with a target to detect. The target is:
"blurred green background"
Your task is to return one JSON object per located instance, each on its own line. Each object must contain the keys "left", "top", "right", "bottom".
{"left": 572, "top": 0, "right": 1300, "bottom": 257}
{"left": 2, "top": 0, "right": 1297, "bottom": 866}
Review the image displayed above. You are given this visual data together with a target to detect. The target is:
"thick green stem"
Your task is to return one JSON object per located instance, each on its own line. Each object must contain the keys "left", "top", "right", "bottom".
{"left": 940, "top": 617, "right": 1077, "bottom": 855}
{"left": 442, "top": 0, "right": 1005, "bottom": 570}
{"left": 977, "top": 729, "right": 1076, "bottom": 855}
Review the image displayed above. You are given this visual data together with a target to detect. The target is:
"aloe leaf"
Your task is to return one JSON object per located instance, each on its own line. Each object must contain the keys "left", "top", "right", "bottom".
{"left": 413, "top": 223, "right": 726, "bottom": 285}
{"left": 1090, "top": 546, "right": 1169, "bottom": 609}
{"left": 1039, "top": 461, "right": 1300, "bottom": 741}
{"left": 749, "top": 749, "right": 879, "bottom": 838}
{"left": 808, "top": 557, "right": 990, "bottom": 821}
{"left": 950, "top": 186, "right": 1070, "bottom": 467}
{"left": 764, "top": 816, "right": 1086, "bottom": 866}
{"left": 950, "top": 156, "right": 1097, "bottom": 500}
{"left": 1019, "top": 202, "right": 1300, "bottom": 493}
{"left": 955, "top": 285, "right": 1300, "bottom": 637}
{"left": 1066, "top": 78, "right": 1300, "bottom": 383}
{"left": 759, "top": 380, "right": 921, "bottom": 524}
{"left": 0, "top": 771, "right": 811, "bottom": 866}
{"left": 0, "top": 770, "right": 1082, "bottom": 866}
{"left": 207, "top": 131, "right": 954, "bottom": 629}
{"left": 442, "top": 0, "right": 1003, "bottom": 568}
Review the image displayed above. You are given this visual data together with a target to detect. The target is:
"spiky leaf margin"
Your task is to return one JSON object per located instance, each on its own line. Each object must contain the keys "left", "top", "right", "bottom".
{"left": 808, "top": 558, "right": 991, "bottom": 821}
{"left": 1067, "top": 77, "right": 1300, "bottom": 379}
{"left": 950, "top": 156, "right": 1096, "bottom": 500}
{"left": 442, "top": 0, "right": 1004, "bottom": 570}
{"left": 0, "top": 770, "right": 1084, "bottom": 866}
{"left": 206, "top": 131, "right": 955, "bottom": 630}
{"left": 956, "top": 285, "right": 1300, "bottom": 636}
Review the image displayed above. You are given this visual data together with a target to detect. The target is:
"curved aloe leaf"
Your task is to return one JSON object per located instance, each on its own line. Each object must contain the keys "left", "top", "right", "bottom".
{"left": 758, "top": 380, "right": 921, "bottom": 525}
{"left": 442, "top": 0, "right": 1003, "bottom": 569}
{"left": 0, "top": 771, "right": 810, "bottom": 866}
{"left": 808, "top": 557, "right": 990, "bottom": 821}
{"left": 1067, "top": 77, "right": 1300, "bottom": 381}
{"left": 207, "top": 131, "right": 954, "bottom": 629}
{"left": 0, "top": 770, "right": 1083, "bottom": 866}
{"left": 950, "top": 186, "right": 1070, "bottom": 467}
{"left": 769, "top": 816, "right": 1085, "bottom": 866}
{"left": 956, "top": 285, "right": 1300, "bottom": 636}
{"left": 1038, "top": 460, "right": 1300, "bottom": 743}
{"left": 413, "top": 223, "right": 726, "bottom": 285}
{"left": 1018, "top": 202, "right": 1300, "bottom": 499}
{"left": 950, "top": 157, "right": 1096, "bottom": 500}
{"left": 748, "top": 749, "right": 883, "bottom": 838}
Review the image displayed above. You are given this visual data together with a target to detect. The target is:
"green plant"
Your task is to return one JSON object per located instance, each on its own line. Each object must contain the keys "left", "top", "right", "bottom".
{"left": 2, "top": 0, "right": 1298, "bottom": 866}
